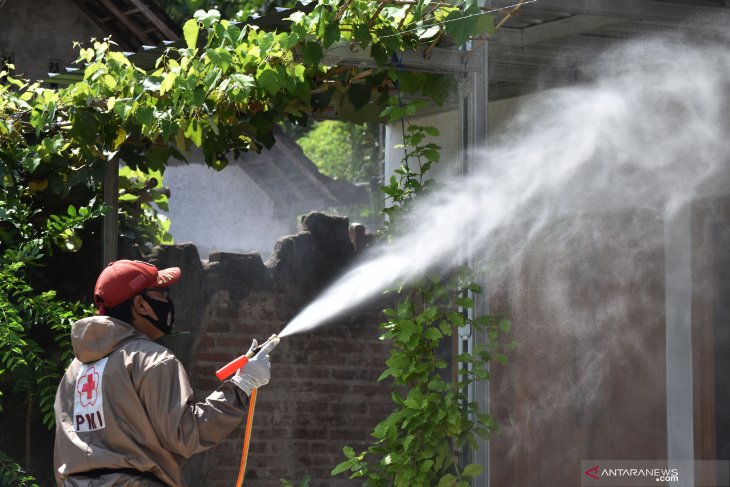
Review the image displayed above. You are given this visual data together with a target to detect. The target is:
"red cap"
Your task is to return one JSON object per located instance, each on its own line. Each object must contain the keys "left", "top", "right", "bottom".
{"left": 94, "top": 260, "right": 181, "bottom": 313}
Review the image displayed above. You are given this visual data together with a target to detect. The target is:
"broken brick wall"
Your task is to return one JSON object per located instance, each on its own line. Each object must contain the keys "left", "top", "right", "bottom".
{"left": 148, "top": 213, "right": 391, "bottom": 486}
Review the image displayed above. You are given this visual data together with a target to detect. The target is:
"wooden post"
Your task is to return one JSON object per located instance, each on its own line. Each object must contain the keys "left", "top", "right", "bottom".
{"left": 102, "top": 158, "right": 119, "bottom": 266}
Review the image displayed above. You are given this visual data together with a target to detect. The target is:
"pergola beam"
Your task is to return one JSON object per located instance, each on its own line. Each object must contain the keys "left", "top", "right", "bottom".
{"left": 97, "top": 0, "right": 153, "bottom": 45}
{"left": 515, "top": 0, "right": 726, "bottom": 22}
{"left": 490, "top": 14, "right": 629, "bottom": 50}
{"left": 323, "top": 43, "right": 486, "bottom": 74}
{"left": 126, "top": 0, "right": 180, "bottom": 41}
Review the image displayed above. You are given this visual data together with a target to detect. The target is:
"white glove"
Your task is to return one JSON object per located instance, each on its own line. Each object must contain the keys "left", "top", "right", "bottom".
{"left": 231, "top": 337, "right": 279, "bottom": 395}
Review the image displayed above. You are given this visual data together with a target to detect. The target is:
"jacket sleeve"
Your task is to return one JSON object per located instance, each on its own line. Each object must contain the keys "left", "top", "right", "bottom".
{"left": 137, "top": 355, "right": 249, "bottom": 458}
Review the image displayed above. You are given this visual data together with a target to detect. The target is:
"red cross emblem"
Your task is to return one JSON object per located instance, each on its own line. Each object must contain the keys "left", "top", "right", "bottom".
{"left": 77, "top": 367, "right": 100, "bottom": 407}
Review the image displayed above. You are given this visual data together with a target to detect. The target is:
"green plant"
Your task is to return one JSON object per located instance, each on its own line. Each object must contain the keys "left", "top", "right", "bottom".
{"left": 331, "top": 110, "right": 515, "bottom": 485}
{"left": 118, "top": 166, "right": 173, "bottom": 248}
{"left": 280, "top": 474, "right": 311, "bottom": 487}
{"left": 0, "top": 452, "right": 39, "bottom": 487}
{"left": 333, "top": 276, "right": 511, "bottom": 486}
{"left": 0, "top": 242, "right": 93, "bottom": 483}
{"left": 297, "top": 120, "right": 381, "bottom": 182}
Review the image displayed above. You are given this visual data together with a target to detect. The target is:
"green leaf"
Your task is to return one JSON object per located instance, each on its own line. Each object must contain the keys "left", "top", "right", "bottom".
{"left": 118, "top": 193, "right": 139, "bottom": 202}
{"left": 113, "top": 128, "right": 127, "bottom": 149}
{"left": 185, "top": 119, "right": 203, "bottom": 147}
{"left": 258, "top": 68, "right": 281, "bottom": 95}
{"left": 424, "top": 327, "right": 442, "bottom": 340}
{"left": 417, "top": 25, "right": 440, "bottom": 40}
{"left": 373, "top": 421, "right": 390, "bottom": 439}
{"left": 353, "top": 24, "right": 371, "bottom": 47}
{"left": 160, "top": 72, "right": 177, "bottom": 95}
{"left": 258, "top": 32, "right": 276, "bottom": 54}
{"left": 209, "top": 49, "right": 233, "bottom": 71}
{"left": 331, "top": 458, "right": 357, "bottom": 476}
{"left": 348, "top": 84, "right": 371, "bottom": 110}
{"left": 135, "top": 106, "right": 155, "bottom": 130}
{"left": 439, "top": 321, "right": 452, "bottom": 335}
{"left": 285, "top": 31, "right": 300, "bottom": 49}
{"left": 183, "top": 19, "right": 200, "bottom": 50}
{"left": 322, "top": 22, "right": 340, "bottom": 48}
{"left": 300, "top": 42, "right": 323, "bottom": 66}
{"left": 21, "top": 153, "right": 42, "bottom": 173}
{"left": 377, "top": 368, "right": 396, "bottom": 381}
{"left": 112, "top": 100, "right": 133, "bottom": 121}
{"left": 438, "top": 473, "right": 457, "bottom": 487}
{"left": 69, "top": 110, "right": 100, "bottom": 144}
{"left": 498, "top": 318, "right": 511, "bottom": 333}
{"left": 461, "top": 463, "right": 483, "bottom": 478}
{"left": 370, "top": 43, "right": 389, "bottom": 66}
{"left": 230, "top": 73, "right": 255, "bottom": 92}
{"left": 208, "top": 116, "right": 219, "bottom": 135}
{"left": 194, "top": 9, "right": 221, "bottom": 28}
{"left": 101, "top": 74, "right": 117, "bottom": 90}
{"left": 444, "top": 11, "right": 474, "bottom": 46}
{"left": 474, "top": 13, "right": 496, "bottom": 36}
{"left": 419, "top": 459, "right": 434, "bottom": 472}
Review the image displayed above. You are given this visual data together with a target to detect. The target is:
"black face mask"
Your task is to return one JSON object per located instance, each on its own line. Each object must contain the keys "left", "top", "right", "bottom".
{"left": 142, "top": 295, "right": 175, "bottom": 335}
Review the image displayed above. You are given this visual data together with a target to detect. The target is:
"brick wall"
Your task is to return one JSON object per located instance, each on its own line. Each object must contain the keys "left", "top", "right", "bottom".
{"left": 148, "top": 213, "right": 392, "bottom": 486}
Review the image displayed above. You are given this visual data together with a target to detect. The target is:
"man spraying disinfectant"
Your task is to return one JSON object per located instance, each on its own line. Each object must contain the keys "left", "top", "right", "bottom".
{"left": 53, "top": 260, "right": 279, "bottom": 486}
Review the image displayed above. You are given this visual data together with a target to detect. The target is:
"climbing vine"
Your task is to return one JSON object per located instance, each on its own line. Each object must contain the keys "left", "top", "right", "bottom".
{"left": 331, "top": 120, "right": 515, "bottom": 486}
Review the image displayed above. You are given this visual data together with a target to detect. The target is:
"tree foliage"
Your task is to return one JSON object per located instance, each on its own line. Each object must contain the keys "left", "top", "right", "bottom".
{"left": 297, "top": 120, "right": 380, "bottom": 181}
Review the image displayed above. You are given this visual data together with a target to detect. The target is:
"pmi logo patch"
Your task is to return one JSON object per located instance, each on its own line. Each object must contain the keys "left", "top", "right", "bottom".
{"left": 73, "top": 357, "right": 108, "bottom": 432}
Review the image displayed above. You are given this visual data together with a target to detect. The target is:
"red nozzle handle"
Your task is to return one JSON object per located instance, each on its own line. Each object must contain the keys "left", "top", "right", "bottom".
{"left": 216, "top": 355, "right": 249, "bottom": 381}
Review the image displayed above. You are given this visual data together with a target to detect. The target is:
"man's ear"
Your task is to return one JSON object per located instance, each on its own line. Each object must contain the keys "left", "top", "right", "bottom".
{"left": 134, "top": 295, "right": 160, "bottom": 321}
{"left": 132, "top": 295, "right": 149, "bottom": 316}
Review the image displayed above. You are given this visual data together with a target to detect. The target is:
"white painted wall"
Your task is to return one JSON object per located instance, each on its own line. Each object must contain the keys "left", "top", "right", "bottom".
{"left": 383, "top": 94, "right": 543, "bottom": 183}
{"left": 162, "top": 159, "right": 295, "bottom": 260}
{"left": 385, "top": 109, "right": 464, "bottom": 181}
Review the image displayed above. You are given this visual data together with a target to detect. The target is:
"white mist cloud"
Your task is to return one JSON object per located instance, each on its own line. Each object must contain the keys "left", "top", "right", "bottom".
{"left": 280, "top": 25, "right": 730, "bottom": 338}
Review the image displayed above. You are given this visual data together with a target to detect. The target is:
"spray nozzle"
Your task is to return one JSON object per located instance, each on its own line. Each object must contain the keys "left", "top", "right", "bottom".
{"left": 249, "top": 334, "right": 280, "bottom": 357}
{"left": 215, "top": 333, "right": 280, "bottom": 381}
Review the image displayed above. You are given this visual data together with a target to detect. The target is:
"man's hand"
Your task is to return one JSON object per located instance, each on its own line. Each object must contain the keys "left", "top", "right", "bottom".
{"left": 231, "top": 337, "right": 279, "bottom": 395}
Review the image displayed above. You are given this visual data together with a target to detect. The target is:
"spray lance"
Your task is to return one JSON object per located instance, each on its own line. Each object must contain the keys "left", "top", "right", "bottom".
{"left": 215, "top": 333, "right": 280, "bottom": 487}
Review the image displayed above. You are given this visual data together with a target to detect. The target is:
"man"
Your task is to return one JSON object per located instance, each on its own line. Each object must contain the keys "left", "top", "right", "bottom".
{"left": 54, "top": 259, "right": 278, "bottom": 486}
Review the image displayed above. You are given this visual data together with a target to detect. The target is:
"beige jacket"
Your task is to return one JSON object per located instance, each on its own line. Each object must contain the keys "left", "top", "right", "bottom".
{"left": 54, "top": 316, "right": 248, "bottom": 486}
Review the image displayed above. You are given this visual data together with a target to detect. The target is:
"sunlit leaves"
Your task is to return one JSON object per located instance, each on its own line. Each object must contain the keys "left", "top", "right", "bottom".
{"left": 193, "top": 8, "right": 221, "bottom": 28}
{"left": 184, "top": 118, "right": 203, "bottom": 147}
{"left": 183, "top": 18, "right": 200, "bottom": 49}
{"left": 160, "top": 71, "right": 177, "bottom": 95}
